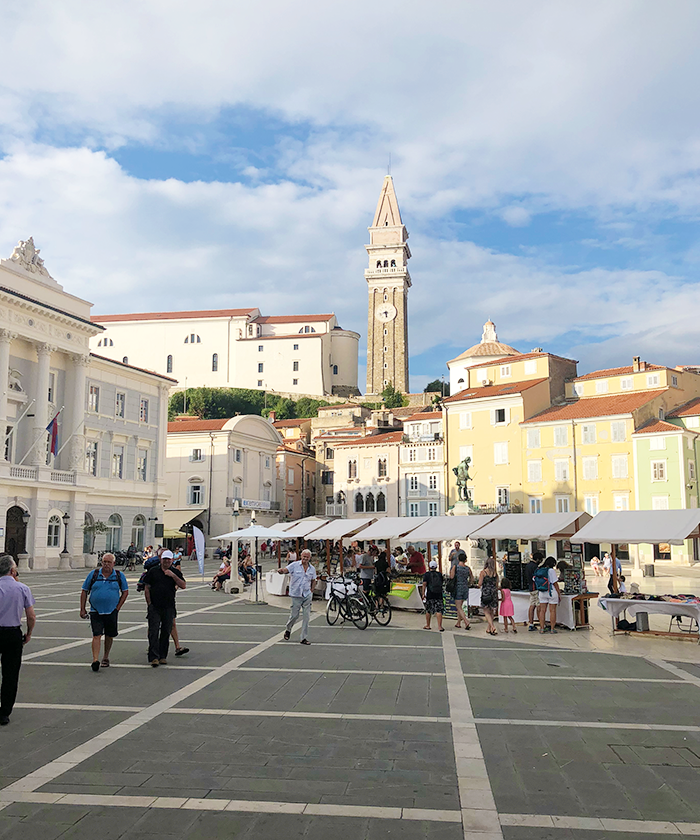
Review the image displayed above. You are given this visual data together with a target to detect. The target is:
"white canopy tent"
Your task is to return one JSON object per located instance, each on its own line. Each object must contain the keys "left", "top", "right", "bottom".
{"left": 357, "top": 516, "right": 430, "bottom": 541}
{"left": 402, "top": 514, "right": 499, "bottom": 543}
{"left": 570, "top": 510, "right": 700, "bottom": 545}
{"left": 470, "top": 512, "right": 592, "bottom": 541}
{"left": 281, "top": 517, "right": 330, "bottom": 538}
{"left": 306, "top": 518, "right": 376, "bottom": 540}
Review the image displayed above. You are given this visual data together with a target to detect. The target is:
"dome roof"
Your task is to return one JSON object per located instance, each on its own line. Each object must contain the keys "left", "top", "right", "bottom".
{"left": 448, "top": 320, "right": 519, "bottom": 365}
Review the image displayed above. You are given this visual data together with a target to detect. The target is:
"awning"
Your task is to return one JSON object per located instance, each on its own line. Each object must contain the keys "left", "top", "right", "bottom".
{"left": 356, "top": 516, "right": 430, "bottom": 541}
{"left": 570, "top": 510, "right": 700, "bottom": 545}
{"left": 282, "top": 518, "right": 330, "bottom": 538}
{"left": 470, "top": 512, "right": 591, "bottom": 541}
{"left": 305, "top": 518, "right": 376, "bottom": 540}
{"left": 163, "top": 529, "right": 186, "bottom": 539}
{"left": 400, "top": 514, "right": 499, "bottom": 543}
{"left": 163, "top": 509, "right": 206, "bottom": 533}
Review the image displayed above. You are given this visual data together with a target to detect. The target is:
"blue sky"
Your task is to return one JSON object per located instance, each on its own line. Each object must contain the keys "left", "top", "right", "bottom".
{"left": 2, "top": 1, "right": 700, "bottom": 393}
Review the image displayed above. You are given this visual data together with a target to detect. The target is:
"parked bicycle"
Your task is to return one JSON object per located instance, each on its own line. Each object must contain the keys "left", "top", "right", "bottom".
{"left": 355, "top": 579, "right": 392, "bottom": 626}
{"left": 326, "top": 575, "right": 369, "bottom": 629}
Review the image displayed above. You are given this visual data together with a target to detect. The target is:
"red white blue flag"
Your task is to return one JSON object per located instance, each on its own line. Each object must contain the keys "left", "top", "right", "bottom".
{"left": 46, "top": 412, "right": 59, "bottom": 456}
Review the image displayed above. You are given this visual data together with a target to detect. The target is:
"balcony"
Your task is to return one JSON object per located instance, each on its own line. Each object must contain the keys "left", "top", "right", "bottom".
{"left": 10, "top": 466, "right": 38, "bottom": 481}
{"left": 326, "top": 503, "right": 347, "bottom": 517}
{"left": 470, "top": 502, "right": 524, "bottom": 514}
{"left": 7, "top": 465, "right": 77, "bottom": 485}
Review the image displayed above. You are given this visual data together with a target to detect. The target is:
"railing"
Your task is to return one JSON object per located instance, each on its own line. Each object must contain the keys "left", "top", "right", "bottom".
{"left": 470, "top": 503, "right": 524, "bottom": 514}
{"left": 326, "top": 503, "right": 347, "bottom": 517}
{"left": 10, "top": 466, "right": 38, "bottom": 480}
{"left": 51, "top": 470, "right": 76, "bottom": 484}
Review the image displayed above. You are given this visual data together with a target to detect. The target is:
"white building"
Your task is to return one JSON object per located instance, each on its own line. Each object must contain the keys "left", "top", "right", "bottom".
{"left": 447, "top": 320, "right": 520, "bottom": 395}
{"left": 334, "top": 430, "right": 403, "bottom": 518}
{"left": 165, "top": 415, "right": 283, "bottom": 542}
{"left": 399, "top": 411, "right": 446, "bottom": 517}
{"left": 0, "top": 238, "right": 173, "bottom": 569}
{"left": 91, "top": 309, "right": 360, "bottom": 398}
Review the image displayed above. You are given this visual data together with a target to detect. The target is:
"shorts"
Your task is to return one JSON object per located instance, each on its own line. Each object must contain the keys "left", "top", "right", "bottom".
{"left": 529, "top": 590, "right": 539, "bottom": 607}
{"left": 538, "top": 592, "right": 559, "bottom": 605}
{"left": 361, "top": 578, "right": 372, "bottom": 594}
{"left": 424, "top": 596, "right": 444, "bottom": 614}
{"left": 90, "top": 609, "right": 119, "bottom": 638}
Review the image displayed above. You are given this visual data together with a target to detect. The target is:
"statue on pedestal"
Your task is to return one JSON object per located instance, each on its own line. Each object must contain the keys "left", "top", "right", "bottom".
{"left": 452, "top": 456, "right": 473, "bottom": 506}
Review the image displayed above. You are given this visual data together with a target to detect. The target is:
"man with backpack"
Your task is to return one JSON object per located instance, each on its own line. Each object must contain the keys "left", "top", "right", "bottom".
{"left": 421, "top": 560, "right": 445, "bottom": 631}
{"left": 534, "top": 556, "right": 561, "bottom": 634}
{"left": 80, "top": 553, "right": 129, "bottom": 672}
{"left": 525, "top": 551, "right": 544, "bottom": 631}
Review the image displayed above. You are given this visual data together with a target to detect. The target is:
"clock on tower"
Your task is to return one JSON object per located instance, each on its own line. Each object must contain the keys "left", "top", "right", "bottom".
{"left": 364, "top": 176, "right": 411, "bottom": 396}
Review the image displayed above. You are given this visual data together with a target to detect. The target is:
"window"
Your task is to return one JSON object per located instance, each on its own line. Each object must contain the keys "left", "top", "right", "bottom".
{"left": 582, "top": 456, "right": 598, "bottom": 480}
{"left": 672, "top": 374, "right": 679, "bottom": 387}
{"left": 212, "top": 353, "right": 218, "bottom": 372}
{"left": 365, "top": 492, "right": 375, "bottom": 512}
{"left": 348, "top": 459, "right": 357, "bottom": 479}
{"left": 166, "top": 355, "right": 173, "bottom": 373}
{"left": 378, "top": 458, "right": 387, "bottom": 477}
{"left": 112, "top": 445, "right": 124, "bottom": 478}
{"left": 493, "top": 408, "right": 507, "bottom": 425}
{"left": 376, "top": 491, "right": 386, "bottom": 512}
{"left": 620, "top": 377, "right": 633, "bottom": 390}
{"left": 235, "top": 449, "right": 242, "bottom": 463}
{"left": 408, "top": 449, "right": 416, "bottom": 462}
{"left": 4, "top": 425, "right": 12, "bottom": 462}
{"left": 689, "top": 461, "right": 696, "bottom": 481}
{"left": 596, "top": 380, "right": 609, "bottom": 394}
{"left": 459, "top": 445, "right": 473, "bottom": 462}
{"left": 611, "top": 421, "right": 626, "bottom": 442}
{"left": 556, "top": 496, "right": 570, "bottom": 513}
{"left": 122, "top": 356, "right": 129, "bottom": 365}
{"left": 189, "top": 484, "right": 203, "bottom": 505}
{"left": 647, "top": 373, "right": 660, "bottom": 387}
{"left": 428, "top": 502, "right": 438, "bottom": 516}
{"left": 293, "top": 361, "right": 299, "bottom": 372}
{"left": 293, "top": 379, "right": 298, "bottom": 385}
{"left": 409, "top": 502, "right": 419, "bottom": 517}
{"left": 106, "top": 514, "right": 122, "bottom": 552}
{"left": 652, "top": 495, "right": 669, "bottom": 510}
{"left": 427, "top": 447, "right": 436, "bottom": 461}
{"left": 649, "top": 436, "right": 665, "bottom": 451}
{"left": 612, "top": 454, "right": 628, "bottom": 479}
{"left": 614, "top": 494, "right": 629, "bottom": 511}
{"left": 652, "top": 460, "right": 666, "bottom": 481}
{"left": 574, "top": 383, "right": 584, "bottom": 397}
{"left": 496, "top": 487, "right": 510, "bottom": 507}
{"left": 88, "top": 385, "right": 100, "bottom": 413}
{"left": 527, "top": 429, "right": 540, "bottom": 449}
{"left": 293, "top": 343, "right": 299, "bottom": 351}
{"left": 333, "top": 365, "right": 338, "bottom": 375}
{"left": 554, "top": 459, "right": 570, "bottom": 482}
{"left": 85, "top": 441, "right": 98, "bottom": 476}
{"left": 258, "top": 363, "right": 264, "bottom": 373}
{"left": 131, "top": 515, "right": 146, "bottom": 550}
{"left": 326, "top": 447, "right": 334, "bottom": 459}
{"left": 355, "top": 492, "right": 364, "bottom": 513}
{"left": 459, "top": 411, "right": 471, "bottom": 430}
{"left": 140, "top": 399, "right": 149, "bottom": 423}
{"left": 48, "top": 372, "right": 55, "bottom": 403}
{"left": 524, "top": 360, "right": 537, "bottom": 375}
{"left": 581, "top": 424, "right": 596, "bottom": 444}
{"left": 265, "top": 456, "right": 270, "bottom": 469}
{"left": 258, "top": 380, "right": 263, "bottom": 387}
{"left": 258, "top": 345, "right": 264, "bottom": 352}
{"left": 429, "top": 474, "right": 438, "bottom": 491}
{"left": 554, "top": 426, "right": 568, "bottom": 446}
{"left": 529, "top": 497, "right": 542, "bottom": 514}
{"left": 584, "top": 495, "right": 599, "bottom": 515}
{"left": 137, "top": 449, "right": 148, "bottom": 482}
{"left": 47, "top": 515, "right": 61, "bottom": 548}
{"left": 321, "top": 470, "right": 334, "bottom": 485}
{"left": 288, "top": 469, "right": 294, "bottom": 485}
{"left": 493, "top": 441, "right": 508, "bottom": 465}
{"left": 191, "top": 448, "right": 203, "bottom": 462}
{"left": 500, "top": 365, "right": 511, "bottom": 377}
{"left": 409, "top": 475, "right": 419, "bottom": 491}
{"left": 115, "top": 392, "right": 125, "bottom": 418}
{"left": 527, "top": 460, "right": 542, "bottom": 482}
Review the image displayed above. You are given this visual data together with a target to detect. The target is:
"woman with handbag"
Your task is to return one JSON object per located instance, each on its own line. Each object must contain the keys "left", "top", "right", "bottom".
{"left": 449, "top": 550, "right": 472, "bottom": 630}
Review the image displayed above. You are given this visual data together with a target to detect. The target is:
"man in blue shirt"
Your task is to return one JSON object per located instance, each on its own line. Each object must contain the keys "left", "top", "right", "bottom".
{"left": 80, "top": 553, "right": 128, "bottom": 672}
{"left": 0, "top": 555, "right": 35, "bottom": 725}
{"left": 278, "top": 549, "right": 316, "bottom": 645}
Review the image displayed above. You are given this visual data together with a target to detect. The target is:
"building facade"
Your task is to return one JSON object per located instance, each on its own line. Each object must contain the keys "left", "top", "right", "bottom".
{"left": 334, "top": 431, "right": 403, "bottom": 518}
{"left": 91, "top": 310, "right": 360, "bottom": 398}
{"left": 0, "top": 239, "right": 172, "bottom": 569}
{"left": 399, "top": 411, "right": 446, "bottom": 517}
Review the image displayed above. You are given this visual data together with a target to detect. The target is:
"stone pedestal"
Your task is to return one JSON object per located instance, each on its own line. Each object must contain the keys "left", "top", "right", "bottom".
{"left": 452, "top": 501, "right": 474, "bottom": 516}
{"left": 17, "top": 553, "right": 30, "bottom": 572}
{"left": 58, "top": 551, "right": 71, "bottom": 571}
{"left": 84, "top": 553, "right": 96, "bottom": 568}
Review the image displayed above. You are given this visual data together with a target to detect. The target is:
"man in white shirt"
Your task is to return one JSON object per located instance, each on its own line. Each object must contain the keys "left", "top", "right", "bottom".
{"left": 278, "top": 549, "right": 316, "bottom": 645}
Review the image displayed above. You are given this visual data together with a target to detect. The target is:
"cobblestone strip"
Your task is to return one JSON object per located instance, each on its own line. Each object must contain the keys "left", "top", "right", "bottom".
{"left": 648, "top": 657, "right": 700, "bottom": 688}
{"left": 442, "top": 631, "right": 503, "bottom": 840}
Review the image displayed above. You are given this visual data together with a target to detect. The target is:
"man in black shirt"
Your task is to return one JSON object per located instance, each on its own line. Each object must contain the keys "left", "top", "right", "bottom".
{"left": 143, "top": 550, "right": 186, "bottom": 666}
{"left": 524, "top": 552, "right": 543, "bottom": 631}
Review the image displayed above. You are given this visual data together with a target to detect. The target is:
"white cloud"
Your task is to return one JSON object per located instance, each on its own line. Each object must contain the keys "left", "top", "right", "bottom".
{"left": 499, "top": 206, "right": 531, "bottom": 227}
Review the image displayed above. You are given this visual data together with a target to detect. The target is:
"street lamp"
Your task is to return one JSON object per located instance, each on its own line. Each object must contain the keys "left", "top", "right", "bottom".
{"left": 21, "top": 510, "right": 30, "bottom": 526}
{"left": 62, "top": 512, "right": 70, "bottom": 554}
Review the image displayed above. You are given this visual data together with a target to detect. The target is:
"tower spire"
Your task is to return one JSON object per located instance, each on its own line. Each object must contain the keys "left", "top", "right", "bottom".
{"left": 371, "top": 175, "right": 403, "bottom": 228}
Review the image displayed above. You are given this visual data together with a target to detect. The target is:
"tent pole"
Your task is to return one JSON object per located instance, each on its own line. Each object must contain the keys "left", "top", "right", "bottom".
{"left": 326, "top": 539, "right": 331, "bottom": 577}
{"left": 611, "top": 543, "right": 619, "bottom": 594}
{"left": 277, "top": 540, "right": 281, "bottom": 569}
{"left": 438, "top": 542, "right": 443, "bottom": 575}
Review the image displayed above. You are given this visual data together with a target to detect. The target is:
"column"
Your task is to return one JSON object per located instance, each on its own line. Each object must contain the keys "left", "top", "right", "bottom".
{"left": 31, "top": 343, "right": 53, "bottom": 466}
{"left": 68, "top": 354, "right": 89, "bottom": 472}
{"left": 0, "top": 330, "right": 15, "bottom": 457}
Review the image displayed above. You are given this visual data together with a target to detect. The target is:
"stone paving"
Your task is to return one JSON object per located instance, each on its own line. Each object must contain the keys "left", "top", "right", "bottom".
{"left": 0, "top": 563, "right": 699, "bottom": 839}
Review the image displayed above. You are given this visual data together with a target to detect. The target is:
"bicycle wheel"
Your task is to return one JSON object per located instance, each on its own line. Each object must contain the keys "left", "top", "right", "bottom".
{"left": 348, "top": 596, "right": 369, "bottom": 630}
{"left": 326, "top": 595, "right": 341, "bottom": 626}
{"left": 373, "top": 595, "right": 392, "bottom": 626}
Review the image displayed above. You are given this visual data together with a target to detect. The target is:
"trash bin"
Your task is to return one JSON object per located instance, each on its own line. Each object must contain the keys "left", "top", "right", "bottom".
{"left": 636, "top": 612, "right": 650, "bottom": 631}
{"left": 643, "top": 564, "right": 655, "bottom": 577}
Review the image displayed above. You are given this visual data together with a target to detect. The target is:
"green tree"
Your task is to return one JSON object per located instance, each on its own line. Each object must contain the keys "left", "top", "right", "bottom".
{"left": 424, "top": 379, "right": 449, "bottom": 396}
{"left": 295, "top": 397, "right": 330, "bottom": 418}
{"left": 381, "top": 382, "right": 407, "bottom": 409}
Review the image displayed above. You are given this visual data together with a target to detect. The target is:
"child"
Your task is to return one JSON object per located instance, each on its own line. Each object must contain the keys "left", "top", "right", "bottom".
{"left": 618, "top": 575, "right": 627, "bottom": 594}
{"left": 499, "top": 577, "right": 516, "bottom": 633}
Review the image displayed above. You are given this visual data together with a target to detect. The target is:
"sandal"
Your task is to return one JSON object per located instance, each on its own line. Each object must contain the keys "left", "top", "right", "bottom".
{"left": 422, "top": 626, "right": 431, "bottom": 630}
{"left": 464, "top": 624, "right": 471, "bottom": 630}
{"left": 101, "top": 659, "right": 110, "bottom": 668}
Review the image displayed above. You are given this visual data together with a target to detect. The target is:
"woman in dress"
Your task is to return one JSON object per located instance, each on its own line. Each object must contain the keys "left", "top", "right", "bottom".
{"left": 478, "top": 556, "right": 499, "bottom": 635}
{"left": 450, "top": 550, "right": 472, "bottom": 630}
{"left": 499, "top": 577, "right": 516, "bottom": 633}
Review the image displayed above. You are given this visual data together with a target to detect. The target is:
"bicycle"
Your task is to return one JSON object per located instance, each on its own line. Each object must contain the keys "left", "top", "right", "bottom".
{"left": 356, "top": 580, "right": 392, "bottom": 626}
{"left": 326, "top": 575, "right": 369, "bottom": 630}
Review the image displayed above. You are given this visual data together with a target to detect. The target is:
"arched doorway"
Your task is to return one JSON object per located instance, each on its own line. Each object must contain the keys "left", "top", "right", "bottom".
{"left": 5, "top": 506, "right": 27, "bottom": 560}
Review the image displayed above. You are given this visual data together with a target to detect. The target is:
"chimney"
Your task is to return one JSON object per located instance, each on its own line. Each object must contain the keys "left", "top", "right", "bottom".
{"left": 633, "top": 356, "right": 641, "bottom": 372}
{"left": 269, "top": 410, "right": 277, "bottom": 422}
{"left": 640, "top": 360, "right": 647, "bottom": 372}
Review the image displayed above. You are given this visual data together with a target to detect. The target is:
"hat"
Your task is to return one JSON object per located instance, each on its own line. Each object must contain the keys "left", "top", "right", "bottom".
{"left": 161, "top": 550, "right": 174, "bottom": 560}
{"left": 429, "top": 560, "right": 438, "bottom": 569}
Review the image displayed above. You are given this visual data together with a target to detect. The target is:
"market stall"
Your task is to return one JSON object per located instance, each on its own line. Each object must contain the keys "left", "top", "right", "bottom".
{"left": 301, "top": 517, "right": 377, "bottom": 587}
{"left": 211, "top": 523, "right": 291, "bottom": 601}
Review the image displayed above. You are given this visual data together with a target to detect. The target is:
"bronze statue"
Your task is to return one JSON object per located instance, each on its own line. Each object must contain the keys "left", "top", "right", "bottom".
{"left": 452, "top": 456, "right": 472, "bottom": 503}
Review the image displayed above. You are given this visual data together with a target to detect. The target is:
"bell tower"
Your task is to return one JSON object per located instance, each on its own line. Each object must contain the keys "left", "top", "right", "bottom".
{"left": 364, "top": 176, "right": 411, "bottom": 396}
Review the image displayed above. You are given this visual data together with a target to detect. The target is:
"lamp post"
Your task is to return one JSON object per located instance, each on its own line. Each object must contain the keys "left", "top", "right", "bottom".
{"left": 18, "top": 510, "right": 31, "bottom": 572}
{"left": 59, "top": 511, "right": 71, "bottom": 571}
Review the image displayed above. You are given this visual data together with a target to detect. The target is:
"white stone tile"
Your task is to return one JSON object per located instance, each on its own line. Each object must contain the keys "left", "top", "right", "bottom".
{"left": 227, "top": 799, "right": 306, "bottom": 814}
{"left": 461, "top": 808, "right": 502, "bottom": 832}
{"left": 458, "top": 777, "right": 493, "bottom": 795}
{"left": 552, "top": 815, "right": 605, "bottom": 830}
{"left": 184, "top": 798, "right": 229, "bottom": 811}
{"left": 152, "top": 797, "right": 188, "bottom": 809}
{"left": 499, "top": 813, "right": 554, "bottom": 827}
{"left": 402, "top": 808, "right": 461, "bottom": 823}
{"left": 454, "top": 757, "right": 489, "bottom": 778}
{"left": 600, "top": 818, "right": 681, "bottom": 834}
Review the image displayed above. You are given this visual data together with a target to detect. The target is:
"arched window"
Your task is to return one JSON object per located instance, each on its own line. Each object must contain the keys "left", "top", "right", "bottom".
{"left": 212, "top": 353, "right": 218, "bottom": 372}
{"left": 166, "top": 355, "right": 173, "bottom": 373}
{"left": 47, "top": 515, "right": 61, "bottom": 548}
{"left": 108, "top": 339, "right": 113, "bottom": 346}
{"left": 376, "top": 492, "right": 386, "bottom": 512}
{"left": 131, "top": 514, "right": 146, "bottom": 551}
{"left": 354, "top": 492, "right": 364, "bottom": 513}
{"left": 184, "top": 336, "right": 188, "bottom": 344}
{"left": 185, "top": 334, "right": 201, "bottom": 344}
{"left": 390, "top": 259, "right": 396, "bottom": 267}
{"left": 333, "top": 365, "right": 338, "bottom": 375}
{"left": 376, "top": 261, "right": 382, "bottom": 268}
{"left": 83, "top": 512, "right": 94, "bottom": 554}
{"left": 348, "top": 459, "right": 357, "bottom": 479}
{"left": 378, "top": 458, "right": 387, "bottom": 478}
{"left": 458, "top": 378, "right": 464, "bottom": 384}
{"left": 97, "top": 339, "right": 101, "bottom": 347}
{"left": 365, "top": 492, "right": 375, "bottom": 512}
{"left": 106, "top": 513, "right": 122, "bottom": 552}
{"left": 383, "top": 260, "right": 388, "bottom": 268}
{"left": 122, "top": 356, "right": 128, "bottom": 365}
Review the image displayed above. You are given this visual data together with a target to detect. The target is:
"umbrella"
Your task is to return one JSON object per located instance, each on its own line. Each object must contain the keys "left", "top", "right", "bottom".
{"left": 211, "top": 524, "right": 291, "bottom": 540}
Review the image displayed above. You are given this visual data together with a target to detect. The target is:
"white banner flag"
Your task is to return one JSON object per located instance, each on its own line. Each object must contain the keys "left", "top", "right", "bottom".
{"left": 193, "top": 525, "right": 205, "bottom": 576}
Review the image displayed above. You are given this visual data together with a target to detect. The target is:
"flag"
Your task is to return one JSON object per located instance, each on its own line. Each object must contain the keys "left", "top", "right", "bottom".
{"left": 46, "top": 412, "right": 59, "bottom": 456}
{"left": 193, "top": 525, "right": 205, "bottom": 576}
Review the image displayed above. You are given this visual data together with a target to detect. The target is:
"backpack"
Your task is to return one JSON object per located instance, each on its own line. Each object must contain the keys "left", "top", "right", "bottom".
{"left": 425, "top": 570, "right": 443, "bottom": 598}
{"left": 534, "top": 566, "right": 550, "bottom": 593}
{"left": 374, "top": 570, "right": 390, "bottom": 596}
{"left": 136, "top": 556, "right": 160, "bottom": 592}
{"left": 88, "top": 568, "right": 126, "bottom": 593}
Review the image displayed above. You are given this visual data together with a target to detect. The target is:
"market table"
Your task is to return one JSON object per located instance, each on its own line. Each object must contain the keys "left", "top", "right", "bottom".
{"left": 599, "top": 596, "right": 700, "bottom": 640}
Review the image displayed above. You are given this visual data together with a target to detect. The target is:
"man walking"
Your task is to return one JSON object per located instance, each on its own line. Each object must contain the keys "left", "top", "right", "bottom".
{"left": 143, "top": 550, "right": 186, "bottom": 667}
{"left": 0, "top": 555, "right": 35, "bottom": 725}
{"left": 80, "top": 552, "right": 128, "bottom": 672}
{"left": 278, "top": 548, "right": 316, "bottom": 645}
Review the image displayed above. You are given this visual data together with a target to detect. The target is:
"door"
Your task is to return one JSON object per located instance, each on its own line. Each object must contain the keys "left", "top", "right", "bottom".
{"left": 5, "top": 506, "right": 27, "bottom": 560}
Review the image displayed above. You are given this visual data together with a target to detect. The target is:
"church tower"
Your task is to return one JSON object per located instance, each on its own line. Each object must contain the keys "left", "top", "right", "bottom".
{"left": 365, "top": 176, "right": 411, "bottom": 396}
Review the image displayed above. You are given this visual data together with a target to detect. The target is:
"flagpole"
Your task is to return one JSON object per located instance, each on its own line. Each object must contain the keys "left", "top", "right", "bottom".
{"left": 54, "top": 416, "right": 87, "bottom": 460}
{"left": 17, "top": 406, "right": 64, "bottom": 466}
{"left": 2, "top": 399, "right": 36, "bottom": 444}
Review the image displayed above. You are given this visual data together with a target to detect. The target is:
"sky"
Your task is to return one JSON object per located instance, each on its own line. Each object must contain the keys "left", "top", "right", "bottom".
{"left": 2, "top": 0, "right": 700, "bottom": 393}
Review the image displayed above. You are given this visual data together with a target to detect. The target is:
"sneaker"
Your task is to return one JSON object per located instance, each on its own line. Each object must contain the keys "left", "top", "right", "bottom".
{"left": 150, "top": 660, "right": 159, "bottom": 667}
{"left": 91, "top": 660, "right": 100, "bottom": 672}
{"left": 159, "top": 659, "right": 167, "bottom": 665}
{"left": 528, "top": 624, "right": 537, "bottom": 632}
{"left": 0, "top": 715, "right": 9, "bottom": 726}
{"left": 174, "top": 647, "right": 189, "bottom": 656}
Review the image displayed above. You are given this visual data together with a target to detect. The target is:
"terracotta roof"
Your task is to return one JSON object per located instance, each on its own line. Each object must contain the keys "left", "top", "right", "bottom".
{"left": 167, "top": 418, "right": 229, "bottom": 432}
{"left": 633, "top": 420, "right": 687, "bottom": 435}
{"left": 521, "top": 391, "right": 666, "bottom": 425}
{"left": 405, "top": 411, "right": 442, "bottom": 420}
{"left": 90, "top": 353, "right": 177, "bottom": 383}
{"left": 667, "top": 397, "right": 700, "bottom": 418}
{"left": 253, "top": 314, "right": 333, "bottom": 324}
{"left": 273, "top": 418, "right": 311, "bottom": 428}
{"left": 93, "top": 308, "right": 257, "bottom": 323}
{"left": 336, "top": 431, "right": 404, "bottom": 448}
{"left": 575, "top": 364, "right": 664, "bottom": 381}
{"left": 448, "top": 340, "right": 520, "bottom": 364}
{"left": 444, "top": 378, "right": 548, "bottom": 404}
